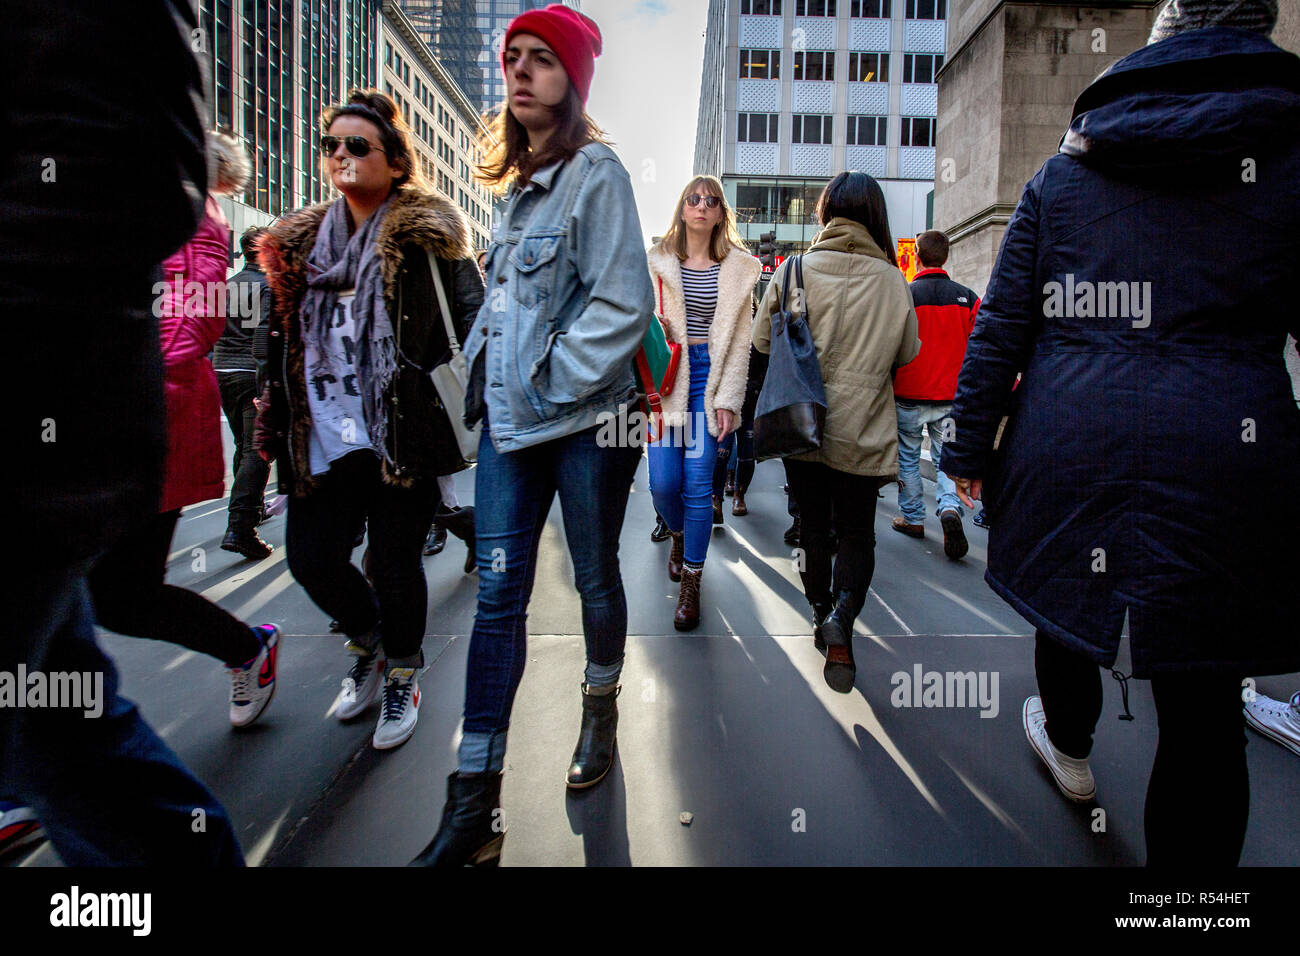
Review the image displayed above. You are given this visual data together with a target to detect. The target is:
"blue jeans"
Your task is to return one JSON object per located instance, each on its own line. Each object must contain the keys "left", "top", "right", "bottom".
{"left": 0, "top": 563, "right": 243, "bottom": 865}
{"left": 459, "top": 419, "right": 641, "bottom": 773}
{"left": 896, "top": 401, "right": 963, "bottom": 524}
{"left": 648, "top": 343, "right": 719, "bottom": 566}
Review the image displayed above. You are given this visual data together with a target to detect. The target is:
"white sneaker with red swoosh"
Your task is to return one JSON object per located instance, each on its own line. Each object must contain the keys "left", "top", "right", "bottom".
{"left": 373, "top": 666, "right": 420, "bottom": 750}
{"left": 229, "top": 625, "right": 280, "bottom": 728}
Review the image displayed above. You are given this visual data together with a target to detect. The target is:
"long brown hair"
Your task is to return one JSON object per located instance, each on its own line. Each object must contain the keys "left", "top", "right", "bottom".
{"left": 656, "top": 175, "right": 747, "bottom": 263}
{"left": 320, "top": 89, "right": 429, "bottom": 192}
{"left": 475, "top": 84, "right": 608, "bottom": 195}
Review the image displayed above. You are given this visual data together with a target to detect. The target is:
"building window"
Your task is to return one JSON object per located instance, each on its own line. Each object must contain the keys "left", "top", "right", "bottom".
{"left": 847, "top": 115, "right": 887, "bottom": 145}
{"left": 385, "top": 42, "right": 392, "bottom": 68}
{"left": 792, "top": 114, "right": 833, "bottom": 145}
{"left": 737, "top": 112, "right": 779, "bottom": 143}
{"left": 902, "top": 52, "right": 944, "bottom": 83}
{"left": 905, "top": 0, "right": 946, "bottom": 18}
{"left": 847, "top": 52, "right": 889, "bottom": 82}
{"left": 792, "top": 51, "right": 835, "bottom": 82}
{"left": 740, "top": 0, "right": 782, "bottom": 13}
{"left": 795, "top": 0, "right": 836, "bottom": 14}
{"left": 851, "top": 0, "right": 890, "bottom": 15}
{"left": 739, "top": 49, "right": 781, "bottom": 80}
{"left": 901, "top": 116, "right": 935, "bottom": 146}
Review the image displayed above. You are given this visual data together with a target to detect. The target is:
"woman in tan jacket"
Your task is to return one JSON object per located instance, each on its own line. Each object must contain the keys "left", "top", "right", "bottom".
{"left": 647, "top": 176, "right": 761, "bottom": 630}
{"left": 754, "top": 172, "right": 919, "bottom": 692}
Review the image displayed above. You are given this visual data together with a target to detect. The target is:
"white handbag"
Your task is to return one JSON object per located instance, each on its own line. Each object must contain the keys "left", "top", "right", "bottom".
{"left": 425, "top": 249, "right": 481, "bottom": 463}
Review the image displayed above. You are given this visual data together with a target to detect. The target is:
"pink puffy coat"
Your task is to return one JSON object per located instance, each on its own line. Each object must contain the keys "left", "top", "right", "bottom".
{"left": 157, "top": 195, "right": 229, "bottom": 513}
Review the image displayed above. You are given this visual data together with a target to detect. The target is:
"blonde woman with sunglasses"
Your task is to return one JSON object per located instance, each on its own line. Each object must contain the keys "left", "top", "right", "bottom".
{"left": 646, "top": 177, "right": 760, "bottom": 630}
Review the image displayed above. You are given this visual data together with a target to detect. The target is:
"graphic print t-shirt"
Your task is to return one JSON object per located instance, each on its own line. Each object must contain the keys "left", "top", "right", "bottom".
{"left": 305, "top": 290, "right": 375, "bottom": 476}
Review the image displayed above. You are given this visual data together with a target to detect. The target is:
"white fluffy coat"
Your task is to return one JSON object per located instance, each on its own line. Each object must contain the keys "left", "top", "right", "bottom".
{"left": 646, "top": 243, "right": 761, "bottom": 437}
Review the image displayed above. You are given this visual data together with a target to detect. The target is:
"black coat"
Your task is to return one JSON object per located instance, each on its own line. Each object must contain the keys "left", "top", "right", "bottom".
{"left": 940, "top": 28, "right": 1300, "bottom": 677}
{"left": 260, "top": 188, "right": 485, "bottom": 495}
{"left": 8, "top": 0, "right": 208, "bottom": 569}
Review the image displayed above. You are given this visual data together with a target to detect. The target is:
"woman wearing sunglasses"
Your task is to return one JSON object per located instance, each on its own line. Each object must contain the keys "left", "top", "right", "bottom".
{"left": 645, "top": 177, "right": 759, "bottom": 630}
{"left": 256, "top": 90, "right": 484, "bottom": 751}
{"left": 411, "top": 5, "right": 652, "bottom": 867}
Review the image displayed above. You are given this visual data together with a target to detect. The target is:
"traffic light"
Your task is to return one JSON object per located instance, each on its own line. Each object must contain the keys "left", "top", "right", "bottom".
{"left": 758, "top": 231, "right": 775, "bottom": 271}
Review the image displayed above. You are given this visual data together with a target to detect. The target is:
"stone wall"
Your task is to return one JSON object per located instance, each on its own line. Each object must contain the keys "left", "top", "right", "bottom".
{"left": 934, "top": 1, "right": 1159, "bottom": 295}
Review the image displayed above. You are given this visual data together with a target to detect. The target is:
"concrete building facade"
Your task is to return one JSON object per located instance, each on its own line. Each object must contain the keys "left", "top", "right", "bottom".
{"left": 933, "top": 0, "right": 1160, "bottom": 294}
{"left": 694, "top": 0, "right": 948, "bottom": 263}
{"left": 382, "top": 0, "right": 496, "bottom": 250}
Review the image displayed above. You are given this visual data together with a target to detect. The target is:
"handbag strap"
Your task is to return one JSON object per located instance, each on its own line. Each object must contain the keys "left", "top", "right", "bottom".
{"left": 425, "top": 248, "right": 461, "bottom": 355}
{"left": 658, "top": 275, "right": 664, "bottom": 316}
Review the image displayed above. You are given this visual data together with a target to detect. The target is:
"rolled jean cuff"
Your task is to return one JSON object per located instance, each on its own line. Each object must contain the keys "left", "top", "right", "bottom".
{"left": 458, "top": 730, "right": 508, "bottom": 773}
{"left": 584, "top": 658, "right": 623, "bottom": 688}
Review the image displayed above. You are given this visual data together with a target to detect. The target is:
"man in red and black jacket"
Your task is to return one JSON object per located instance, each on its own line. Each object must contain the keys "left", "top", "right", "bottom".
{"left": 892, "top": 230, "right": 980, "bottom": 560}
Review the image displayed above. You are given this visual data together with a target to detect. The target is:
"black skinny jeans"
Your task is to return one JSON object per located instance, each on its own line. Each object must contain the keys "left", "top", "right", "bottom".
{"left": 783, "top": 459, "right": 879, "bottom": 620}
{"left": 88, "top": 509, "right": 261, "bottom": 667}
{"left": 285, "top": 450, "right": 438, "bottom": 665}
{"left": 1034, "top": 632, "right": 1249, "bottom": 867}
{"left": 217, "top": 371, "right": 271, "bottom": 536}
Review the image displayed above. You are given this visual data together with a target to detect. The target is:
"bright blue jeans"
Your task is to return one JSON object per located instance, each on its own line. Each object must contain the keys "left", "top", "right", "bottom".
{"left": 896, "top": 401, "right": 963, "bottom": 523}
{"left": 648, "top": 343, "right": 719, "bottom": 566}
{"left": 458, "top": 419, "right": 641, "bottom": 774}
{"left": 0, "top": 563, "right": 243, "bottom": 865}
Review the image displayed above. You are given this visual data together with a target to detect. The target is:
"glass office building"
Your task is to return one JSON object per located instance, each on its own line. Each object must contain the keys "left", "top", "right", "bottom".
{"left": 694, "top": 0, "right": 944, "bottom": 262}
{"left": 398, "top": 0, "right": 581, "bottom": 118}
{"left": 197, "top": 0, "right": 381, "bottom": 224}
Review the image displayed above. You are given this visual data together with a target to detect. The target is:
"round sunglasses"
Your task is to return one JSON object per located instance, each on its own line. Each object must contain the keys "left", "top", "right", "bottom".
{"left": 320, "top": 134, "right": 387, "bottom": 158}
{"left": 685, "top": 194, "right": 723, "bottom": 209}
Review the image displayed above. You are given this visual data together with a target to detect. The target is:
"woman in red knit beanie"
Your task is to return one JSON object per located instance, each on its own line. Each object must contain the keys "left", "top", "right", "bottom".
{"left": 412, "top": 5, "right": 655, "bottom": 867}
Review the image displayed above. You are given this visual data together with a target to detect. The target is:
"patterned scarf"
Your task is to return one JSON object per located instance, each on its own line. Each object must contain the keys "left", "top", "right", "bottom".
{"left": 301, "top": 193, "right": 397, "bottom": 459}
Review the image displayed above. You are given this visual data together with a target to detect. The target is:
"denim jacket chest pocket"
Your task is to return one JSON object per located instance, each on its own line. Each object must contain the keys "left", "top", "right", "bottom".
{"left": 508, "top": 232, "right": 564, "bottom": 310}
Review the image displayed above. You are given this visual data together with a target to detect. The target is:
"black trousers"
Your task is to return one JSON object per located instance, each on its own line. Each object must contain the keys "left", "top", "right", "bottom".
{"left": 783, "top": 459, "right": 878, "bottom": 620}
{"left": 1034, "top": 631, "right": 1249, "bottom": 867}
{"left": 285, "top": 450, "right": 438, "bottom": 665}
{"left": 217, "top": 371, "right": 271, "bottom": 535}
{"left": 88, "top": 509, "right": 261, "bottom": 667}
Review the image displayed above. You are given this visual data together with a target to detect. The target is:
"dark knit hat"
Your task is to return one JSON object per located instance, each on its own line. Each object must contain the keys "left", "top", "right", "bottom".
{"left": 503, "top": 4, "right": 603, "bottom": 104}
{"left": 1148, "top": 0, "right": 1278, "bottom": 43}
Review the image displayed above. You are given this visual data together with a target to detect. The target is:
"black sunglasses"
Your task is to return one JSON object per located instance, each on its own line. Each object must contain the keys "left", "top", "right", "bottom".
{"left": 320, "top": 134, "right": 387, "bottom": 158}
{"left": 685, "top": 194, "right": 722, "bottom": 209}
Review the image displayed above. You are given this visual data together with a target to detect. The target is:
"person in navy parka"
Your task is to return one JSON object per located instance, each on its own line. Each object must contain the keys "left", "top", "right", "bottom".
{"left": 940, "top": 0, "right": 1300, "bottom": 866}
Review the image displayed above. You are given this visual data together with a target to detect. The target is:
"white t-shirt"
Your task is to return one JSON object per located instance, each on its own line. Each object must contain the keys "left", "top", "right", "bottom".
{"left": 305, "top": 290, "right": 375, "bottom": 475}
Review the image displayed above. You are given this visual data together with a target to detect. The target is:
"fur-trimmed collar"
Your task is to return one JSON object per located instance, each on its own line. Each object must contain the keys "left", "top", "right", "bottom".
{"left": 259, "top": 185, "right": 472, "bottom": 305}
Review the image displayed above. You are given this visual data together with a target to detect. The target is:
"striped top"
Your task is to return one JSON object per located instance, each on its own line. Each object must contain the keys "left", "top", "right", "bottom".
{"left": 681, "top": 263, "right": 720, "bottom": 340}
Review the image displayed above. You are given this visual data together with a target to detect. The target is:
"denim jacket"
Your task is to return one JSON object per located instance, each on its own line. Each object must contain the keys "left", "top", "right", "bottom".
{"left": 463, "top": 142, "right": 653, "bottom": 452}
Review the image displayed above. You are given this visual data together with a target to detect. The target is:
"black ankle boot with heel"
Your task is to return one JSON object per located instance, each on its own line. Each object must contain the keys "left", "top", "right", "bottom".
{"left": 819, "top": 589, "right": 859, "bottom": 693}
{"left": 566, "top": 683, "right": 619, "bottom": 789}
{"left": 409, "top": 771, "right": 505, "bottom": 867}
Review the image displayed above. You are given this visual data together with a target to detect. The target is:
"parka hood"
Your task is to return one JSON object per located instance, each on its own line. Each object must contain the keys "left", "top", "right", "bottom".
{"left": 1059, "top": 28, "right": 1300, "bottom": 177}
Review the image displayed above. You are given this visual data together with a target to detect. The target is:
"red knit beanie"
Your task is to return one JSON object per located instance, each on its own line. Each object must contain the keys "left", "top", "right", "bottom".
{"left": 502, "top": 4, "right": 603, "bottom": 105}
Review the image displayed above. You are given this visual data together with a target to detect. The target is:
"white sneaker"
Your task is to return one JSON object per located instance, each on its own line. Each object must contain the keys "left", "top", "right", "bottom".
{"left": 1244, "top": 690, "right": 1300, "bottom": 757}
{"left": 229, "top": 625, "right": 279, "bottom": 728}
{"left": 1023, "top": 696, "right": 1096, "bottom": 802}
{"left": 372, "top": 667, "right": 420, "bottom": 750}
{"left": 337, "top": 652, "right": 385, "bottom": 721}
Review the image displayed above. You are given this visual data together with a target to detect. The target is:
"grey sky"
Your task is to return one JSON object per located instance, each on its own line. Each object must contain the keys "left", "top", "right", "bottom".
{"left": 580, "top": 0, "right": 712, "bottom": 247}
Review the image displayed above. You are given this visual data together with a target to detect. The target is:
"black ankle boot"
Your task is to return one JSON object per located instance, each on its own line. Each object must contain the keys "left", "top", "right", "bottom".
{"left": 437, "top": 505, "right": 478, "bottom": 574}
{"left": 812, "top": 600, "right": 833, "bottom": 652}
{"left": 409, "top": 771, "right": 505, "bottom": 867}
{"left": 566, "top": 683, "right": 619, "bottom": 789}
{"left": 819, "top": 590, "right": 858, "bottom": 694}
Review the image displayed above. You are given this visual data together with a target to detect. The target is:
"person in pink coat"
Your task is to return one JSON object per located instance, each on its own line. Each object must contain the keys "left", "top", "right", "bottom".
{"left": 87, "top": 129, "right": 281, "bottom": 729}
